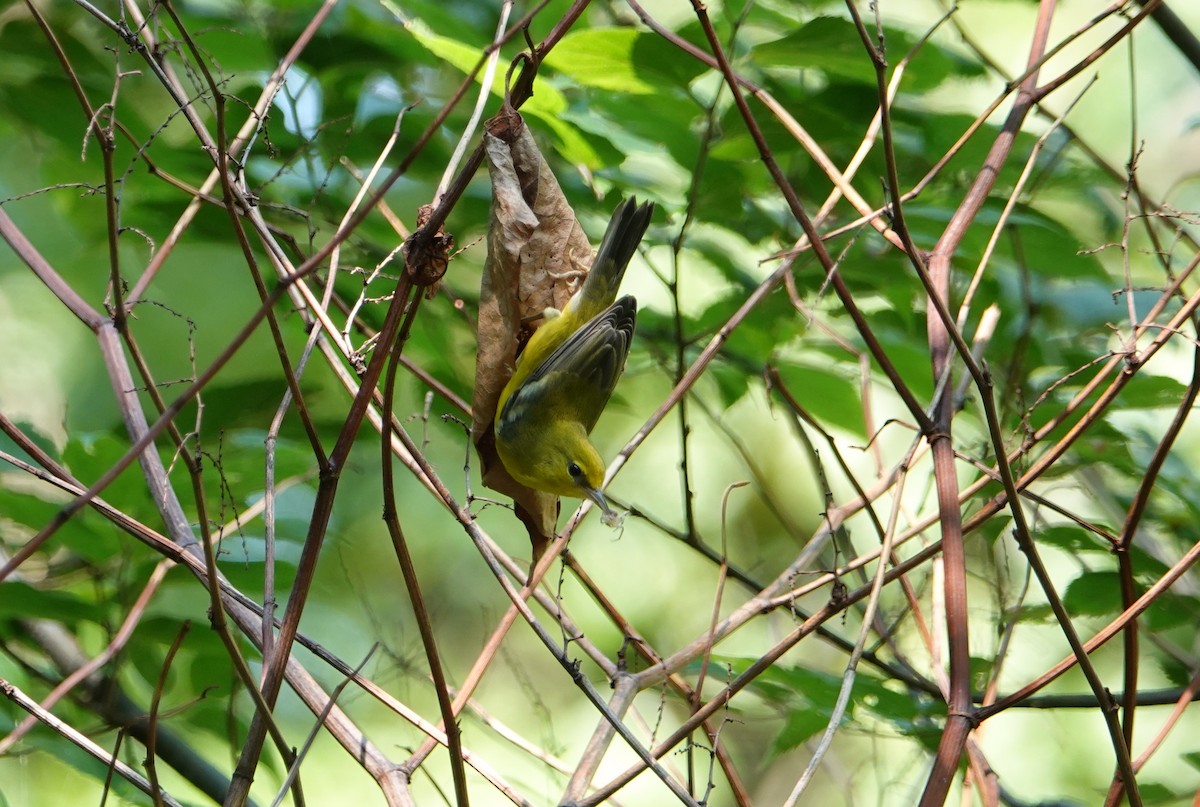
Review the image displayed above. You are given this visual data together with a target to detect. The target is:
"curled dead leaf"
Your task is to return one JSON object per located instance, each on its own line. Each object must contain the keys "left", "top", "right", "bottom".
{"left": 471, "top": 110, "right": 597, "bottom": 560}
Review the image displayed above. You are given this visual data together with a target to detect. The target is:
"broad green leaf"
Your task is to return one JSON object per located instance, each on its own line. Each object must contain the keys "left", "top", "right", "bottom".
{"left": 1133, "top": 783, "right": 1180, "bottom": 804}
{"left": 716, "top": 656, "right": 841, "bottom": 704}
{"left": 773, "top": 707, "right": 830, "bottom": 752}
{"left": 969, "top": 656, "right": 993, "bottom": 693}
{"left": 1017, "top": 604, "right": 1054, "bottom": 623}
{"left": 710, "top": 362, "right": 752, "bottom": 407}
{"left": 1036, "top": 525, "right": 1113, "bottom": 554}
{"left": 401, "top": 16, "right": 487, "bottom": 77}
{"left": 752, "top": 17, "right": 878, "bottom": 85}
{"left": 0, "top": 582, "right": 101, "bottom": 624}
{"left": 1157, "top": 654, "right": 1195, "bottom": 689}
{"left": 752, "top": 16, "right": 983, "bottom": 92}
{"left": 62, "top": 433, "right": 165, "bottom": 525}
{"left": 216, "top": 535, "right": 304, "bottom": 566}
{"left": 771, "top": 360, "right": 866, "bottom": 436}
{"left": 1062, "top": 570, "right": 1122, "bottom": 617}
{"left": 1111, "top": 375, "right": 1190, "bottom": 410}
{"left": 1145, "top": 591, "right": 1200, "bottom": 632}
{"left": 0, "top": 420, "right": 60, "bottom": 464}
{"left": 544, "top": 29, "right": 657, "bottom": 94}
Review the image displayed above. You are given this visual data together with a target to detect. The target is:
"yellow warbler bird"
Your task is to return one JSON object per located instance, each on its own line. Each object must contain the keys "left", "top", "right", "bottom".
{"left": 495, "top": 197, "right": 654, "bottom": 520}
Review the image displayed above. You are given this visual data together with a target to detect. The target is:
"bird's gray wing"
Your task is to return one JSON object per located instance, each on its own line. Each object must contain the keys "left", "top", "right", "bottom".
{"left": 503, "top": 296, "right": 636, "bottom": 435}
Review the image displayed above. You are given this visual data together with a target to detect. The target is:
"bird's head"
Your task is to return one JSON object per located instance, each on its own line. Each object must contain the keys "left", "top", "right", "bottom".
{"left": 540, "top": 424, "right": 614, "bottom": 517}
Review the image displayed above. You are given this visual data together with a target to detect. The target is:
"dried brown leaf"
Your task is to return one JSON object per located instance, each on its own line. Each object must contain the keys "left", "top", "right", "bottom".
{"left": 471, "top": 110, "right": 597, "bottom": 557}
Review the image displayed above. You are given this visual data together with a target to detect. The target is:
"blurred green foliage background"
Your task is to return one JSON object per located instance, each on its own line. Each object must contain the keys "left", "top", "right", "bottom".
{"left": 2, "top": 1, "right": 1200, "bottom": 805}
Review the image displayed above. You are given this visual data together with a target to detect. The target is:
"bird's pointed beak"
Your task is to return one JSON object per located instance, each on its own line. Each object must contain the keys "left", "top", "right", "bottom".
{"left": 582, "top": 484, "right": 614, "bottom": 517}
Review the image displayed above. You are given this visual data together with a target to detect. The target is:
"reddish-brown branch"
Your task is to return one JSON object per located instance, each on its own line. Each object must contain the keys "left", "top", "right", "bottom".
{"left": 379, "top": 296, "right": 471, "bottom": 806}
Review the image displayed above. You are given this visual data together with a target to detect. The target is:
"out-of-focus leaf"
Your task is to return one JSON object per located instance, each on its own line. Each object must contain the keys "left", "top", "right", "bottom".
{"left": 695, "top": 287, "right": 799, "bottom": 368}
{"left": 400, "top": 17, "right": 490, "bottom": 78}
{"left": 710, "top": 362, "right": 752, "bottom": 407}
{"left": 216, "top": 535, "right": 304, "bottom": 566}
{"left": 1157, "top": 654, "right": 1194, "bottom": 689}
{"left": 717, "top": 656, "right": 939, "bottom": 754}
{"left": 544, "top": 29, "right": 657, "bottom": 94}
{"left": 22, "top": 734, "right": 130, "bottom": 795}
{"left": 55, "top": 515, "right": 124, "bottom": 565}
{"left": 1134, "top": 783, "right": 1179, "bottom": 804}
{"left": 719, "top": 656, "right": 840, "bottom": 704}
{"left": 772, "top": 707, "right": 829, "bottom": 752}
{"left": 227, "top": 431, "right": 316, "bottom": 485}
{"left": 130, "top": 616, "right": 241, "bottom": 742}
{"left": 1110, "top": 375, "right": 1191, "bottom": 410}
{"left": 969, "top": 656, "right": 993, "bottom": 693}
{"left": 902, "top": 201, "right": 1109, "bottom": 284}
{"left": 0, "top": 420, "right": 61, "bottom": 464}
{"left": 546, "top": 28, "right": 709, "bottom": 97}
{"left": 1062, "top": 570, "right": 1122, "bottom": 617}
{"left": 752, "top": 16, "right": 983, "bottom": 91}
{"left": 1145, "top": 591, "right": 1200, "bottom": 632}
{"left": 1017, "top": 604, "right": 1054, "bottom": 623}
{"left": 0, "top": 483, "right": 66, "bottom": 531}
{"left": 0, "top": 582, "right": 100, "bottom": 624}
{"left": 753, "top": 17, "right": 878, "bottom": 84}
{"left": 62, "top": 433, "right": 162, "bottom": 524}
{"left": 771, "top": 360, "right": 867, "bottom": 436}
{"left": 1035, "top": 525, "right": 1113, "bottom": 554}
{"left": 1039, "top": 416, "right": 1133, "bottom": 474}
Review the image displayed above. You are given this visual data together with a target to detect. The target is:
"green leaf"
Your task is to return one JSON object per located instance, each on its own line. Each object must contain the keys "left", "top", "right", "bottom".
{"left": 1036, "top": 525, "right": 1114, "bottom": 554}
{"left": 216, "top": 535, "right": 303, "bottom": 566}
{"left": 1110, "top": 375, "right": 1189, "bottom": 410}
{"left": 62, "top": 434, "right": 161, "bottom": 523}
{"left": 1017, "top": 604, "right": 1055, "bottom": 623}
{"left": 1063, "top": 571, "right": 1122, "bottom": 617}
{"left": 752, "top": 17, "right": 877, "bottom": 84}
{"left": 772, "top": 707, "right": 830, "bottom": 752}
{"left": 0, "top": 582, "right": 100, "bottom": 624}
{"left": 0, "top": 419, "right": 61, "bottom": 464}
{"left": 710, "top": 362, "right": 752, "bottom": 407}
{"left": 718, "top": 289, "right": 801, "bottom": 368}
{"left": 715, "top": 656, "right": 840, "bottom": 704}
{"left": 1157, "top": 654, "right": 1195, "bottom": 689}
{"left": 969, "top": 656, "right": 993, "bottom": 694}
{"left": 1133, "top": 783, "right": 1179, "bottom": 804}
{"left": 716, "top": 656, "right": 940, "bottom": 753}
{"left": 544, "top": 29, "right": 657, "bottom": 94}
{"left": 402, "top": 16, "right": 489, "bottom": 76}
{"left": 771, "top": 360, "right": 866, "bottom": 436}
{"left": 1145, "top": 591, "right": 1200, "bottom": 632}
{"left": 751, "top": 16, "right": 982, "bottom": 91}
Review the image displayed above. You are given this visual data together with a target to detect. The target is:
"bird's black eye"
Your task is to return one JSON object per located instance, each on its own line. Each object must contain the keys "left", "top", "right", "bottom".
{"left": 567, "top": 462, "right": 583, "bottom": 479}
